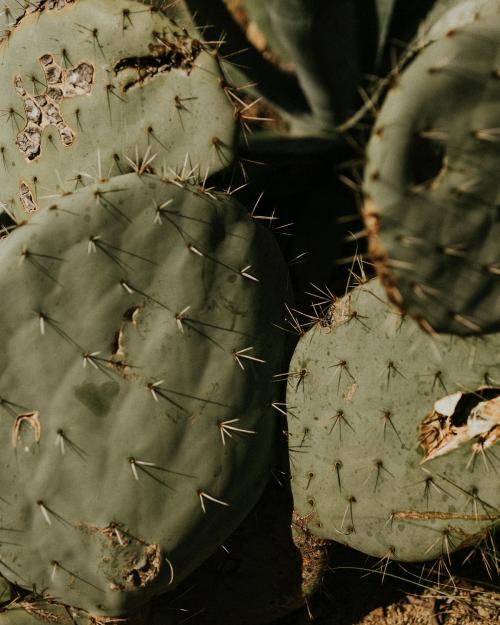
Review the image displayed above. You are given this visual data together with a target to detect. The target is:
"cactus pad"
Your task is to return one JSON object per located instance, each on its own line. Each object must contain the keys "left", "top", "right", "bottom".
{"left": 0, "top": 172, "right": 288, "bottom": 615}
{"left": 287, "top": 279, "right": 500, "bottom": 562}
{"left": 0, "top": 0, "right": 236, "bottom": 223}
{"left": 364, "top": 10, "right": 500, "bottom": 334}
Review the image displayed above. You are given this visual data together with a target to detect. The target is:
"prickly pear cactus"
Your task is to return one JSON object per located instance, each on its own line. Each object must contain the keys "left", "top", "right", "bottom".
{"left": 0, "top": 0, "right": 236, "bottom": 223}
{"left": 0, "top": 172, "right": 288, "bottom": 616}
{"left": 364, "top": 9, "right": 500, "bottom": 334}
{"left": 287, "top": 279, "right": 500, "bottom": 562}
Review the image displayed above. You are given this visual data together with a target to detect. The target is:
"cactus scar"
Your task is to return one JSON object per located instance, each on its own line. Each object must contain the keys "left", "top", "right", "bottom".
{"left": 420, "top": 389, "right": 500, "bottom": 462}
{"left": 113, "top": 33, "right": 202, "bottom": 92}
{"left": 14, "top": 53, "right": 95, "bottom": 162}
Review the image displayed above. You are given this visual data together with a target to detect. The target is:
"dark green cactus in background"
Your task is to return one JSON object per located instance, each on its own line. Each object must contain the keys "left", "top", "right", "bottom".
{"left": 364, "top": 5, "right": 500, "bottom": 334}
{"left": 182, "top": 0, "right": 380, "bottom": 139}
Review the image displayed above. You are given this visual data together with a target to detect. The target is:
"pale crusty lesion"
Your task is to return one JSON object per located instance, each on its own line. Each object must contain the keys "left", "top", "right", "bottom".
{"left": 11, "top": 410, "right": 41, "bottom": 447}
{"left": 420, "top": 389, "right": 500, "bottom": 462}
{"left": 77, "top": 521, "right": 162, "bottom": 591}
{"left": 14, "top": 53, "right": 94, "bottom": 162}
{"left": 19, "top": 180, "right": 38, "bottom": 213}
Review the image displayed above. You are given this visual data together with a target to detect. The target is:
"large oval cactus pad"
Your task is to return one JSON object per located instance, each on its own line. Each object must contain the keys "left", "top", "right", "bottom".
{"left": 288, "top": 279, "right": 500, "bottom": 561}
{"left": 0, "top": 172, "right": 288, "bottom": 615}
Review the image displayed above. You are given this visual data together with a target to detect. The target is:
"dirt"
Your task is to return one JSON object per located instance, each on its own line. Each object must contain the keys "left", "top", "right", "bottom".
{"left": 358, "top": 583, "right": 500, "bottom": 625}
{"left": 276, "top": 541, "right": 499, "bottom": 625}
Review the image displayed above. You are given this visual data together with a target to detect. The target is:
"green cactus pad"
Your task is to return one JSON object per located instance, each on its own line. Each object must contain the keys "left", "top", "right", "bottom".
{"left": 287, "top": 279, "right": 500, "bottom": 562}
{"left": 364, "top": 10, "right": 500, "bottom": 334}
{"left": 0, "top": 172, "right": 288, "bottom": 615}
{"left": 0, "top": 0, "right": 236, "bottom": 223}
